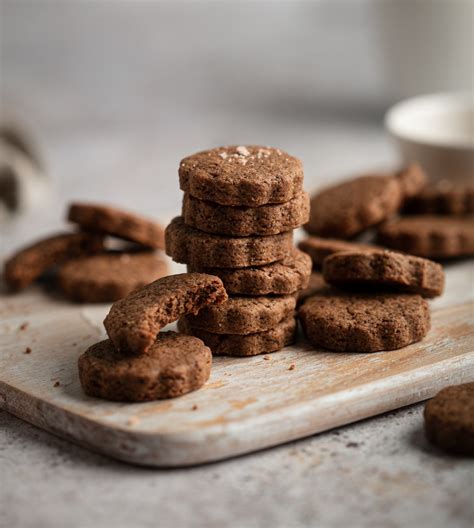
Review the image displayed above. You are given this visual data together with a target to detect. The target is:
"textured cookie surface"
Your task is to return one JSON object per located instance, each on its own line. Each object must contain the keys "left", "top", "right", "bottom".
{"left": 104, "top": 273, "right": 228, "bottom": 353}
{"left": 58, "top": 252, "right": 169, "bottom": 303}
{"left": 297, "top": 272, "right": 328, "bottom": 306}
{"left": 395, "top": 163, "right": 428, "bottom": 199}
{"left": 78, "top": 332, "right": 212, "bottom": 401}
{"left": 323, "top": 249, "right": 444, "bottom": 298}
{"left": 182, "top": 294, "right": 296, "bottom": 335}
{"left": 3, "top": 232, "right": 104, "bottom": 291}
{"left": 182, "top": 191, "right": 309, "bottom": 236}
{"left": 166, "top": 216, "right": 293, "bottom": 268}
{"left": 188, "top": 248, "right": 311, "bottom": 295}
{"left": 68, "top": 202, "right": 165, "bottom": 249}
{"left": 299, "top": 292, "right": 430, "bottom": 352}
{"left": 298, "top": 236, "right": 376, "bottom": 268}
{"left": 377, "top": 216, "right": 474, "bottom": 258}
{"left": 404, "top": 182, "right": 474, "bottom": 215}
{"left": 424, "top": 383, "right": 474, "bottom": 456}
{"left": 178, "top": 316, "right": 296, "bottom": 356}
{"left": 305, "top": 174, "right": 403, "bottom": 238}
{"left": 179, "top": 145, "right": 303, "bottom": 206}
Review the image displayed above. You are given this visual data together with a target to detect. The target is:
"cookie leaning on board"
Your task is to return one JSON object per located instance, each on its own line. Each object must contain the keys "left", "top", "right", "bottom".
{"left": 78, "top": 273, "right": 228, "bottom": 402}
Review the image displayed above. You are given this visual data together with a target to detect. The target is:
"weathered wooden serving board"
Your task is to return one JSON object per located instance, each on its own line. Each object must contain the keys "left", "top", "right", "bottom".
{"left": 1, "top": 261, "right": 473, "bottom": 467}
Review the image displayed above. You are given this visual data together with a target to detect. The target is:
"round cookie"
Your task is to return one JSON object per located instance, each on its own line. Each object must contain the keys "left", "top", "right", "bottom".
{"left": 377, "top": 216, "right": 474, "bottom": 258}
{"left": 104, "top": 273, "right": 228, "bottom": 354}
{"left": 182, "top": 294, "right": 296, "bottom": 335}
{"left": 179, "top": 145, "right": 303, "bottom": 207}
{"left": 305, "top": 174, "right": 403, "bottom": 238}
{"left": 297, "top": 272, "right": 328, "bottom": 306}
{"left": 299, "top": 292, "right": 430, "bottom": 352}
{"left": 58, "top": 252, "right": 169, "bottom": 303}
{"left": 188, "top": 248, "right": 311, "bottom": 296}
{"left": 182, "top": 191, "right": 309, "bottom": 236}
{"left": 395, "top": 163, "right": 428, "bottom": 199}
{"left": 298, "top": 236, "right": 376, "bottom": 268}
{"left": 165, "top": 216, "right": 293, "bottom": 268}
{"left": 3, "top": 232, "right": 104, "bottom": 291}
{"left": 78, "top": 332, "right": 212, "bottom": 401}
{"left": 404, "top": 182, "right": 474, "bottom": 215}
{"left": 68, "top": 202, "right": 165, "bottom": 249}
{"left": 178, "top": 317, "right": 296, "bottom": 357}
{"left": 424, "top": 383, "right": 474, "bottom": 455}
{"left": 323, "top": 249, "right": 444, "bottom": 298}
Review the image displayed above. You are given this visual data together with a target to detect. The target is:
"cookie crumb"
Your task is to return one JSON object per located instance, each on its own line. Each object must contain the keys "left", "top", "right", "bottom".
{"left": 53, "top": 381, "right": 60, "bottom": 387}
{"left": 288, "top": 363, "right": 296, "bottom": 371}
{"left": 191, "top": 404, "right": 198, "bottom": 411}
{"left": 218, "top": 151, "right": 228, "bottom": 160}
{"left": 24, "top": 347, "right": 32, "bottom": 354}
{"left": 346, "top": 442, "right": 359, "bottom": 448}
{"left": 18, "top": 322, "right": 29, "bottom": 331}
{"left": 263, "top": 355, "right": 272, "bottom": 361}
{"left": 126, "top": 416, "right": 140, "bottom": 426}
{"left": 236, "top": 146, "right": 250, "bottom": 157}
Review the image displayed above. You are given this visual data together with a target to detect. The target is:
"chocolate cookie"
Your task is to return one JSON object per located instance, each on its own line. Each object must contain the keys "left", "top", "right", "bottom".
{"left": 377, "top": 216, "right": 474, "bottom": 258}
{"left": 298, "top": 236, "right": 376, "bottom": 268}
{"left": 404, "top": 181, "right": 474, "bottom": 215}
{"left": 305, "top": 174, "right": 403, "bottom": 238}
{"left": 299, "top": 292, "right": 430, "bottom": 352}
{"left": 188, "top": 248, "right": 311, "bottom": 296}
{"left": 182, "top": 191, "right": 309, "bottom": 236}
{"left": 395, "top": 163, "right": 428, "bottom": 199}
{"left": 297, "top": 272, "right": 328, "bottom": 306}
{"left": 78, "top": 332, "right": 212, "bottom": 401}
{"left": 323, "top": 249, "right": 444, "bottom": 298}
{"left": 165, "top": 216, "right": 293, "bottom": 268}
{"left": 58, "top": 252, "right": 169, "bottom": 303}
{"left": 3, "top": 232, "right": 104, "bottom": 291}
{"left": 179, "top": 145, "right": 303, "bottom": 207}
{"left": 68, "top": 202, "right": 165, "bottom": 249}
{"left": 181, "top": 294, "right": 296, "bottom": 335}
{"left": 424, "top": 383, "right": 474, "bottom": 455}
{"left": 104, "top": 273, "right": 227, "bottom": 353}
{"left": 178, "top": 316, "right": 296, "bottom": 356}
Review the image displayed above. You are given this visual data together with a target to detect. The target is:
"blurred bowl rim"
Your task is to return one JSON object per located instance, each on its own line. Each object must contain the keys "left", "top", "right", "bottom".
{"left": 385, "top": 92, "right": 474, "bottom": 152}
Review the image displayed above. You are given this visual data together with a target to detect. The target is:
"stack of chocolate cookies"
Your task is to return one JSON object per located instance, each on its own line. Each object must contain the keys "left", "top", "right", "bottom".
{"left": 165, "top": 145, "right": 312, "bottom": 356}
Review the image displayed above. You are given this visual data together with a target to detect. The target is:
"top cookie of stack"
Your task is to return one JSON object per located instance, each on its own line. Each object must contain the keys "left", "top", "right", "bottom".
{"left": 166, "top": 145, "right": 312, "bottom": 356}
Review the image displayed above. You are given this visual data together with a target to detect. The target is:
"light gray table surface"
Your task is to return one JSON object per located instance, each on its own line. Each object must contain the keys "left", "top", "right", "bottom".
{"left": 1, "top": 3, "right": 473, "bottom": 527}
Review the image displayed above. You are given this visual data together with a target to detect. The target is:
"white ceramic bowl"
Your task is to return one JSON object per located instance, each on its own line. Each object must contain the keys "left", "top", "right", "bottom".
{"left": 385, "top": 92, "right": 474, "bottom": 183}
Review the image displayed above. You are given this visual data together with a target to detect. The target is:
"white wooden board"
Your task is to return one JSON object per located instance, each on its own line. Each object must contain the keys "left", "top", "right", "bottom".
{"left": 1, "top": 261, "right": 473, "bottom": 466}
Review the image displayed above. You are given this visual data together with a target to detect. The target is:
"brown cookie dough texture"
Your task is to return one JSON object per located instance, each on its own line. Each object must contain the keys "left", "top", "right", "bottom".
{"left": 58, "top": 252, "right": 169, "bottom": 303}
{"left": 299, "top": 292, "right": 430, "bottom": 352}
{"left": 305, "top": 174, "right": 403, "bottom": 238}
{"left": 297, "top": 272, "right": 328, "bottom": 306}
{"left": 182, "top": 191, "right": 309, "bottom": 236}
{"left": 181, "top": 294, "right": 296, "bottom": 335}
{"left": 377, "top": 216, "right": 474, "bottom": 258}
{"left": 323, "top": 249, "right": 444, "bottom": 298}
{"left": 179, "top": 145, "right": 303, "bottom": 207}
{"left": 395, "top": 163, "right": 428, "bottom": 199}
{"left": 78, "top": 332, "right": 212, "bottom": 401}
{"left": 178, "top": 316, "right": 297, "bottom": 357}
{"left": 298, "top": 236, "right": 376, "bottom": 268}
{"left": 3, "top": 232, "right": 104, "bottom": 291}
{"left": 104, "top": 273, "right": 228, "bottom": 354}
{"left": 424, "top": 383, "right": 474, "bottom": 456}
{"left": 68, "top": 202, "right": 165, "bottom": 249}
{"left": 188, "top": 248, "right": 311, "bottom": 296}
{"left": 165, "top": 216, "right": 293, "bottom": 268}
{"left": 404, "top": 181, "right": 474, "bottom": 215}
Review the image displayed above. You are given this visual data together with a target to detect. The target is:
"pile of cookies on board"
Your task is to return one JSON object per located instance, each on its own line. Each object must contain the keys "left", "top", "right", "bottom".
{"left": 296, "top": 163, "right": 468, "bottom": 353}
{"left": 165, "top": 145, "right": 312, "bottom": 356}
{"left": 3, "top": 202, "right": 168, "bottom": 301}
